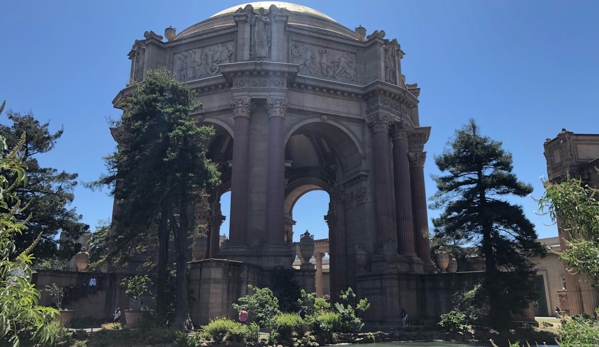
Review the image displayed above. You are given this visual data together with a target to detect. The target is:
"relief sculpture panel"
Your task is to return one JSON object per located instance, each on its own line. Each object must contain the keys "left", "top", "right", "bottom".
{"left": 173, "top": 42, "right": 235, "bottom": 82}
{"left": 290, "top": 41, "right": 357, "bottom": 82}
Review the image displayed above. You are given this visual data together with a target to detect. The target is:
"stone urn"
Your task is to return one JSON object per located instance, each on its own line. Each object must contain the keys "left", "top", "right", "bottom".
{"left": 355, "top": 25, "right": 366, "bottom": 41}
{"left": 383, "top": 238, "right": 398, "bottom": 264}
{"left": 192, "top": 236, "right": 208, "bottom": 261}
{"left": 124, "top": 310, "right": 147, "bottom": 328}
{"left": 75, "top": 247, "right": 90, "bottom": 272}
{"left": 299, "top": 231, "right": 314, "bottom": 264}
{"left": 164, "top": 26, "right": 176, "bottom": 41}
{"left": 355, "top": 244, "right": 369, "bottom": 269}
{"left": 435, "top": 249, "right": 450, "bottom": 273}
{"left": 447, "top": 256, "right": 458, "bottom": 273}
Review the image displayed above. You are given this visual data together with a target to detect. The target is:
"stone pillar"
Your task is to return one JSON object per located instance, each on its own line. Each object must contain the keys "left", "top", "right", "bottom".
{"left": 227, "top": 98, "right": 252, "bottom": 249}
{"left": 263, "top": 97, "right": 291, "bottom": 267}
{"left": 315, "top": 252, "right": 324, "bottom": 298}
{"left": 391, "top": 123, "right": 416, "bottom": 257}
{"left": 367, "top": 113, "right": 396, "bottom": 251}
{"left": 327, "top": 194, "right": 340, "bottom": 302}
{"left": 209, "top": 213, "right": 225, "bottom": 258}
{"left": 579, "top": 273, "right": 599, "bottom": 315}
{"left": 408, "top": 151, "right": 434, "bottom": 270}
{"left": 558, "top": 226, "right": 584, "bottom": 315}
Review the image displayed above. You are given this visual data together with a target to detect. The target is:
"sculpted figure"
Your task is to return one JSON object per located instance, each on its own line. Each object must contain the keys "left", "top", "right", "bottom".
{"left": 385, "top": 49, "right": 397, "bottom": 83}
{"left": 303, "top": 46, "right": 319, "bottom": 74}
{"left": 133, "top": 47, "right": 145, "bottom": 82}
{"left": 251, "top": 8, "right": 271, "bottom": 58}
{"left": 319, "top": 49, "right": 329, "bottom": 77}
{"left": 334, "top": 52, "right": 356, "bottom": 81}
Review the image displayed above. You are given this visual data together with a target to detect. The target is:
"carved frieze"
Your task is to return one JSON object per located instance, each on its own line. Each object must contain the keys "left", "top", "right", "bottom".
{"left": 367, "top": 95, "right": 408, "bottom": 116}
{"left": 408, "top": 151, "right": 427, "bottom": 167}
{"left": 290, "top": 41, "right": 357, "bottom": 82}
{"left": 408, "top": 131, "right": 428, "bottom": 151}
{"left": 173, "top": 42, "right": 235, "bottom": 82}
{"left": 233, "top": 77, "right": 286, "bottom": 89}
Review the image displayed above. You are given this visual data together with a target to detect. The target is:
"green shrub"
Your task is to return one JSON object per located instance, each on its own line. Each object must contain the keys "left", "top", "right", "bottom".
{"left": 39, "top": 321, "right": 74, "bottom": 347}
{"left": 71, "top": 316, "right": 108, "bottom": 329}
{"left": 201, "top": 317, "right": 238, "bottom": 343}
{"left": 232, "top": 285, "right": 280, "bottom": 328}
{"left": 334, "top": 287, "right": 370, "bottom": 334}
{"left": 275, "top": 313, "right": 305, "bottom": 341}
{"left": 145, "top": 328, "right": 177, "bottom": 345}
{"left": 558, "top": 314, "right": 599, "bottom": 346}
{"left": 199, "top": 317, "right": 258, "bottom": 344}
{"left": 100, "top": 322, "right": 121, "bottom": 330}
{"left": 174, "top": 330, "right": 196, "bottom": 347}
{"left": 438, "top": 309, "right": 468, "bottom": 332}
{"left": 312, "top": 312, "right": 341, "bottom": 341}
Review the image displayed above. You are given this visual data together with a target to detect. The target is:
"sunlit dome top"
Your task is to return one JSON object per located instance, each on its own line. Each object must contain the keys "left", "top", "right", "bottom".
{"left": 211, "top": 2, "right": 337, "bottom": 22}
{"left": 175, "top": 2, "right": 355, "bottom": 41}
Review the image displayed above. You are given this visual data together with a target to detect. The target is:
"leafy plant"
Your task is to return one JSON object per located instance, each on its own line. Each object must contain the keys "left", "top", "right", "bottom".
{"left": 232, "top": 285, "right": 280, "bottom": 328}
{"left": 558, "top": 314, "right": 599, "bottom": 347}
{"left": 274, "top": 313, "right": 306, "bottom": 341}
{"left": 334, "top": 287, "right": 370, "bottom": 334}
{"left": 44, "top": 283, "right": 65, "bottom": 310}
{"left": 121, "top": 275, "right": 153, "bottom": 309}
{"left": 0, "top": 102, "right": 59, "bottom": 347}
{"left": 199, "top": 317, "right": 257, "bottom": 344}
{"left": 438, "top": 309, "right": 468, "bottom": 332}
{"left": 174, "top": 330, "right": 195, "bottom": 347}
{"left": 312, "top": 312, "right": 341, "bottom": 341}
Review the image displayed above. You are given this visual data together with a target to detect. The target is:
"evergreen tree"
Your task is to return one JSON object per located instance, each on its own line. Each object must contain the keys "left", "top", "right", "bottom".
{"left": 0, "top": 109, "right": 88, "bottom": 260}
{"left": 92, "top": 69, "right": 220, "bottom": 329}
{"left": 430, "top": 119, "right": 545, "bottom": 328}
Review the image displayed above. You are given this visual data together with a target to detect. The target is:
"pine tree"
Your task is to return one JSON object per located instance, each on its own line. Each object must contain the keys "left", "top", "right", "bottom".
{"left": 92, "top": 69, "right": 220, "bottom": 328}
{"left": 0, "top": 109, "right": 88, "bottom": 260}
{"left": 430, "top": 119, "right": 545, "bottom": 328}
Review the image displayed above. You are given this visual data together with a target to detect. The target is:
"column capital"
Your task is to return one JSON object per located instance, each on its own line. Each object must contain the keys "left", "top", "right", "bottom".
{"left": 367, "top": 113, "right": 391, "bottom": 134}
{"left": 229, "top": 97, "right": 252, "bottom": 118}
{"left": 408, "top": 151, "right": 427, "bottom": 167}
{"left": 266, "top": 97, "right": 288, "bottom": 118}
{"left": 315, "top": 252, "right": 325, "bottom": 260}
{"left": 390, "top": 121, "right": 412, "bottom": 141}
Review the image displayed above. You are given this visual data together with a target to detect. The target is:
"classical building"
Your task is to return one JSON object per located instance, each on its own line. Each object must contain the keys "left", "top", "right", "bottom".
{"left": 109, "top": 2, "right": 487, "bottom": 325}
{"left": 543, "top": 130, "right": 599, "bottom": 316}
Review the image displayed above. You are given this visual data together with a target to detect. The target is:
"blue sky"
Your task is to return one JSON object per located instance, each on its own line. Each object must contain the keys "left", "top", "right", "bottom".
{"left": 1, "top": 1, "right": 598, "bottom": 243}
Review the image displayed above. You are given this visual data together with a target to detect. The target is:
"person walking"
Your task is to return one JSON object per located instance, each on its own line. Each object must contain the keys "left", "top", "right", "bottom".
{"left": 400, "top": 308, "right": 408, "bottom": 327}
{"left": 113, "top": 307, "right": 122, "bottom": 323}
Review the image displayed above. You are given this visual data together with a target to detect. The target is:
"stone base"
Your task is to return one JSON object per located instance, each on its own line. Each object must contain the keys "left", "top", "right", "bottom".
{"left": 261, "top": 243, "right": 295, "bottom": 269}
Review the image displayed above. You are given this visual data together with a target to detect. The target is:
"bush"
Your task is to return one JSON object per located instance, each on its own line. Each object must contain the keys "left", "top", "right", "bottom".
{"left": 558, "top": 314, "right": 599, "bottom": 346}
{"left": 201, "top": 317, "right": 237, "bottom": 343}
{"left": 334, "top": 287, "right": 370, "bottom": 334}
{"left": 438, "top": 309, "right": 468, "bottom": 332}
{"left": 232, "top": 285, "right": 280, "bottom": 328}
{"left": 312, "top": 312, "right": 341, "bottom": 341}
{"left": 174, "top": 330, "right": 196, "bottom": 347}
{"left": 198, "top": 318, "right": 259, "bottom": 344}
{"left": 275, "top": 313, "right": 306, "bottom": 341}
{"left": 145, "top": 328, "right": 177, "bottom": 345}
{"left": 71, "top": 316, "right": 108, "bottom": 329}
{"left": 39, "top": 321, "right": 74, "bottom": 347}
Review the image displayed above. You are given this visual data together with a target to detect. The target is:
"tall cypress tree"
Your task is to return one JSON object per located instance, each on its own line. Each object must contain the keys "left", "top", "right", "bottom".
{"left": 0, "top": 110, "right": 88, "bottom": 260}
{"left": 430, "top": 119, "right": 545, "bottom": 328}
{"left": 93, "top": 69, "right": 220, "bottom": 328}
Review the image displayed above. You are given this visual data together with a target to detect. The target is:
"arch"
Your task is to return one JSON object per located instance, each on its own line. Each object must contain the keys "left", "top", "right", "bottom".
{"left": 202, "top": 118, "right": 234, "bottom": 139}
{"left": 284, "top": 177, "right": 331, "bottom": 216}
{"left": 285, "top": 118, "right": 365, "bottom": 163}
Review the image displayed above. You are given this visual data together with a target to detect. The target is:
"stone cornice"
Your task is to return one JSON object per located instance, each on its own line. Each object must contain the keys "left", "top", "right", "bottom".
{"left": 408, "top": 126, "right": 431, "bottom": 151}
{"left": 164, "top": 27, "right": 237, "bottom": 48}
{"left": 364, "top": 81, "right": 419, "bottom": 107}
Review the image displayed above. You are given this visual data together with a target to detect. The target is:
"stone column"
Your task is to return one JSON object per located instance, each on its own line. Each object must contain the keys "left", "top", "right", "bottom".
{"left": 326, "top": 196, "right": 339, "bottom": 302}
{"left": 209, "top": 213, "right": 225, "bottom": 258}
{"left": 315, "top": 252, "right": 324, "bottom": 298}
{"left": 408, "top": 151, "right": 434, "bottom": 269}
{"left": 263, "top": 97, "right": 291, "bottom": 267}
{"left": 227, "top": 98, "right": 252, "bottom": 249}
{"left": 367, "top": 113, "right": 396, "bottom": 251}
{"left": 391, "top": 123, "right": 416, "bottom": 256}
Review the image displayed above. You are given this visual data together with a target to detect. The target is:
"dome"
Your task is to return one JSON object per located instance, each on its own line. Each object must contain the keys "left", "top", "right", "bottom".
{"left": 175, "top": 2, "right": 355, "bottom": 41}
{"left": 211, "top": 2, "right": 336, "bottom": 22}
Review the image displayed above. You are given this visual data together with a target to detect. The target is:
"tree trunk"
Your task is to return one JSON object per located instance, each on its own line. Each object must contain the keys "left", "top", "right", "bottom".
{"left": 171, "top": 193, "right": 192, "bottom": 330}
{"left": 155, "top": 201, "right": 170, "bottom": 323}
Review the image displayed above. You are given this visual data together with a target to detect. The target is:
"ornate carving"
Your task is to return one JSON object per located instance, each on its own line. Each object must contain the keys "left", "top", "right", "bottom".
{"left": 229, "top": 98, "right": 252, "bottom": 118}
{"left": 367, "top": 113, "right": 390, "bottom": 133}
{"left": 408, "top": 131, "right": 428, "bottom": 151}
{"left": 354, "top": 187, "right": 368, "bottom": 205}
{"left": 173, "top": 42, "right": 234, "bottom": 82}
{"left": 290, "top": 42, "right": 357, "bottom": 82}
{"left": 250, "top": 8, "right": 271, "bottom": 58}
{"left": 408, "top": 151, "right": 427, "bottom": 167}
{"left": 266, "top": 97, "right": 288, "bottom": 118}
{"left": 366, "top": 30, "right": 386, "bottom": 40}
{"left": 129, "top": 40, "right": 146, "bottom": 83}
{"left": 390, "top": 121, "right": 411, "bottom": 140}
{"left": 143, "top": 30, "right": 163, "bottom": 41}
{"left": 233, "top": 77, "right": 285, "bottom": 89}
{"left": 384, "top": 46, "right": 397, "bottom": 84}
{"left": 367, "top": 95, "right": 408, "bottom": 116}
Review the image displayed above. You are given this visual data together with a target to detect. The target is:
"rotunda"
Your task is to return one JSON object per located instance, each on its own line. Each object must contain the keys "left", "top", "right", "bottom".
{"left": 114, "top": 2, "right": 441, "bottom": 326}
